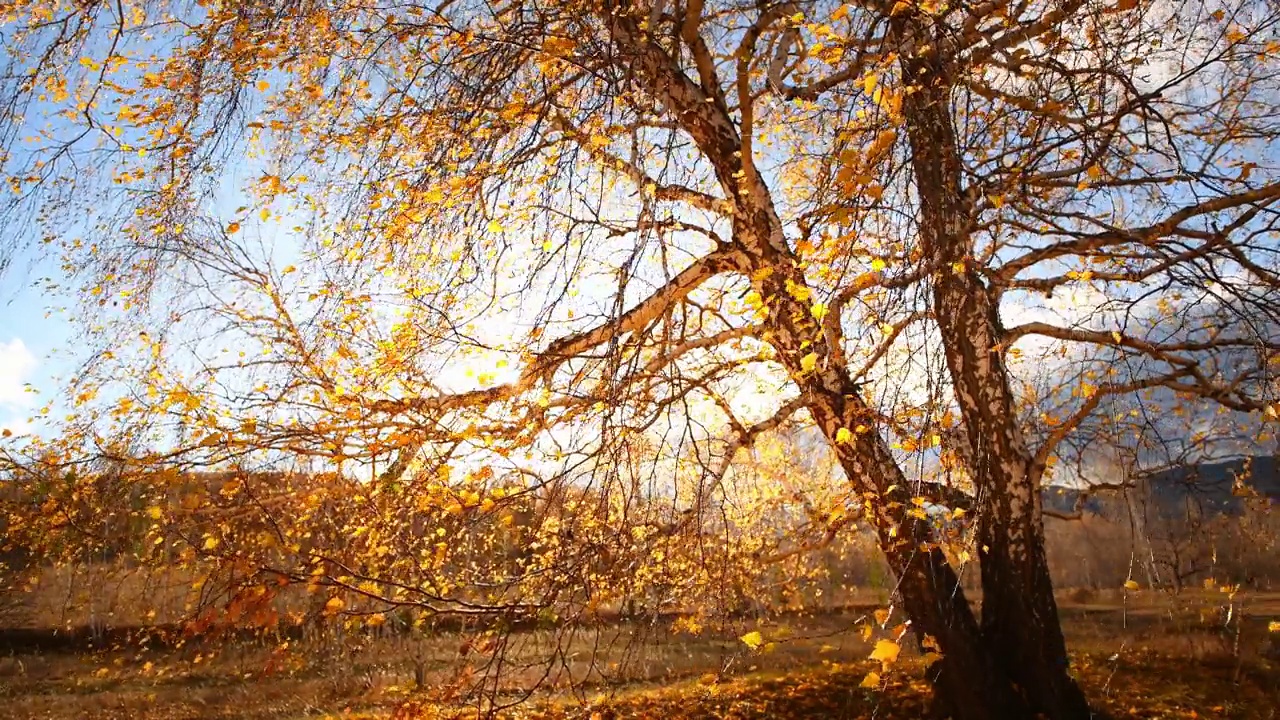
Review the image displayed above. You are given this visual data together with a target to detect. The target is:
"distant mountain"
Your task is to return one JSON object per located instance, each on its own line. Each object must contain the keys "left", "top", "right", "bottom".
{"left": 1043, "top": 455, "right": 1280, "bottom": 520}
{"left": 1141, "top": 455, "right": 1280, "bottom": 514}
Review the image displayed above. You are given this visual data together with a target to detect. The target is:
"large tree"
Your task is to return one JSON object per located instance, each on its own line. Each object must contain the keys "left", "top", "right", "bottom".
{"left": 3, "top": 0, "right": 1280, "bottom": 718}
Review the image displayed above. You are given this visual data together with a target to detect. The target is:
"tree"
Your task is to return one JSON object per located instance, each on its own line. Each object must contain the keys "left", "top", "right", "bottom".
{"left": 3, "top": 1, "right": 1280, "bottom": 718}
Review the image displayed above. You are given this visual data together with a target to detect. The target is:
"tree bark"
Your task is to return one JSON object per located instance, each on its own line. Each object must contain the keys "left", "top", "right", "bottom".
{"left": 895, "top": 26, "right": 1095, "bottom": 720}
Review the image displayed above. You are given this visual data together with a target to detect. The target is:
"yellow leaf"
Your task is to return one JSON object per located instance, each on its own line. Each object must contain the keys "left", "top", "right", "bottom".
{"left": 541, "top": 36, "right": 576, "bottom": 56}
{"left": 785, "top": 278, "right": 811, "bottom": 302}
{"left": 203, "top": 536, "right": 219, "bottom": 550}
{"left": 226, "top": 222, "right": 241, "bottom": 234}
{"left": 810, "top": 302, "right": 828, "bottom": 321}
{"left": 800, "top": 352, "right": 819, "bottom": 374}
{"left": 870, "top": 258, "right": 887, "bottom": 272}
{"left": 835, "top": 427, "right": 853, "bottom": 444}
{"left": 869, "top": 639, "right": 900, "bottom": 664}
{"left": 147, "top": 506, "right": 163, "bottom": 520}
{"left": 863, "top": 74, "right": 878, "bottom": 95}
{"left": 256, "top": 80, "right": 270, "bottom": 92}
{"left": 860, "top": 671, "right": 881, "bottom": 688}
{"left": 1268, "top": 621, "right": 1280, "bottom": 632}
{"left": 282, "top": 265, "right": 297, "bottom": 274}
{"left": 1124, "top": 579, "right": 1139, "bottom": 591}
{"left": 487, "top": 219, "right": 504, "bottom": 233}
{"left": 324, "top": 596, "right": 344, "bottom": 615}
{"left": 740, "top": 630, "right": 764, "bottom": 649}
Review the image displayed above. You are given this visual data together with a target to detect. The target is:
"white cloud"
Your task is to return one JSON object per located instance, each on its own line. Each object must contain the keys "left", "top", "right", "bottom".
{"left": 1, "top": 416, "right": 31, "bottom": 437}
{"left": 0, "top": 337, "right": 37, "bottom": 417}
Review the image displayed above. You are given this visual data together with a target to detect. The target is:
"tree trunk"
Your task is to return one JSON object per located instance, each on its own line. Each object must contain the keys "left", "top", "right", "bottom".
{"left": 804, "top": 380, "right": 1034, "bottom": 720}
{"left": 604, "top": 11, "right": 1066, "bottom": 715}
{"left": 895, "top": 26, "right": 1095, "bottom": 720}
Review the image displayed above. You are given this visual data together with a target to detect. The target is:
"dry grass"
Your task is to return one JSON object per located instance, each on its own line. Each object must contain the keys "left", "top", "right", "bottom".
{"left": 0, "top": 588, "right": 1277, "bottom": 719}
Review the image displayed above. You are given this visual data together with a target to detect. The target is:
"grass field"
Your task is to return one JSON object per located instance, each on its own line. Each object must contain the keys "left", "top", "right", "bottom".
{"left": 0, "top": 590, "right": 1277, "bottom": 719}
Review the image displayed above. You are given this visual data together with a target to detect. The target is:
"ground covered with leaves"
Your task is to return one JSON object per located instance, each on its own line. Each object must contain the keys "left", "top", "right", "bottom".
{"left": 383, "top": 652, "right": 1278, "bottom": 720}
{"left": 4, "top": 599, "right": 1277, "bottom": 720}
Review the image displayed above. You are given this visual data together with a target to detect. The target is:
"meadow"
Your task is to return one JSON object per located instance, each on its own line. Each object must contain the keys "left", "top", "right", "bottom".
{"left": 2, "top": 585, "right": 1276, "bottom": 720}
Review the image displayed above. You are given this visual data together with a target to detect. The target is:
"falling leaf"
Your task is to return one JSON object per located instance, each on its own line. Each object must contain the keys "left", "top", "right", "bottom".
{"left": 860, "top": 671, "right": 881, "bottom": 688}
{"left": 1124, "top": 579, "right": 1139, "bottom": 590}
{"left": 740, "top": 630, "right": 764, "bottom": 649}
{"left": 869, "top": 639, "right": 900, "bottom": 664}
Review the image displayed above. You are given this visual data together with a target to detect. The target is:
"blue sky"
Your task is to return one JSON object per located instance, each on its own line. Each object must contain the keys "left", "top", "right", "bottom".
{"left": 0, "top": 247, "right": 74, "bottom": 435}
